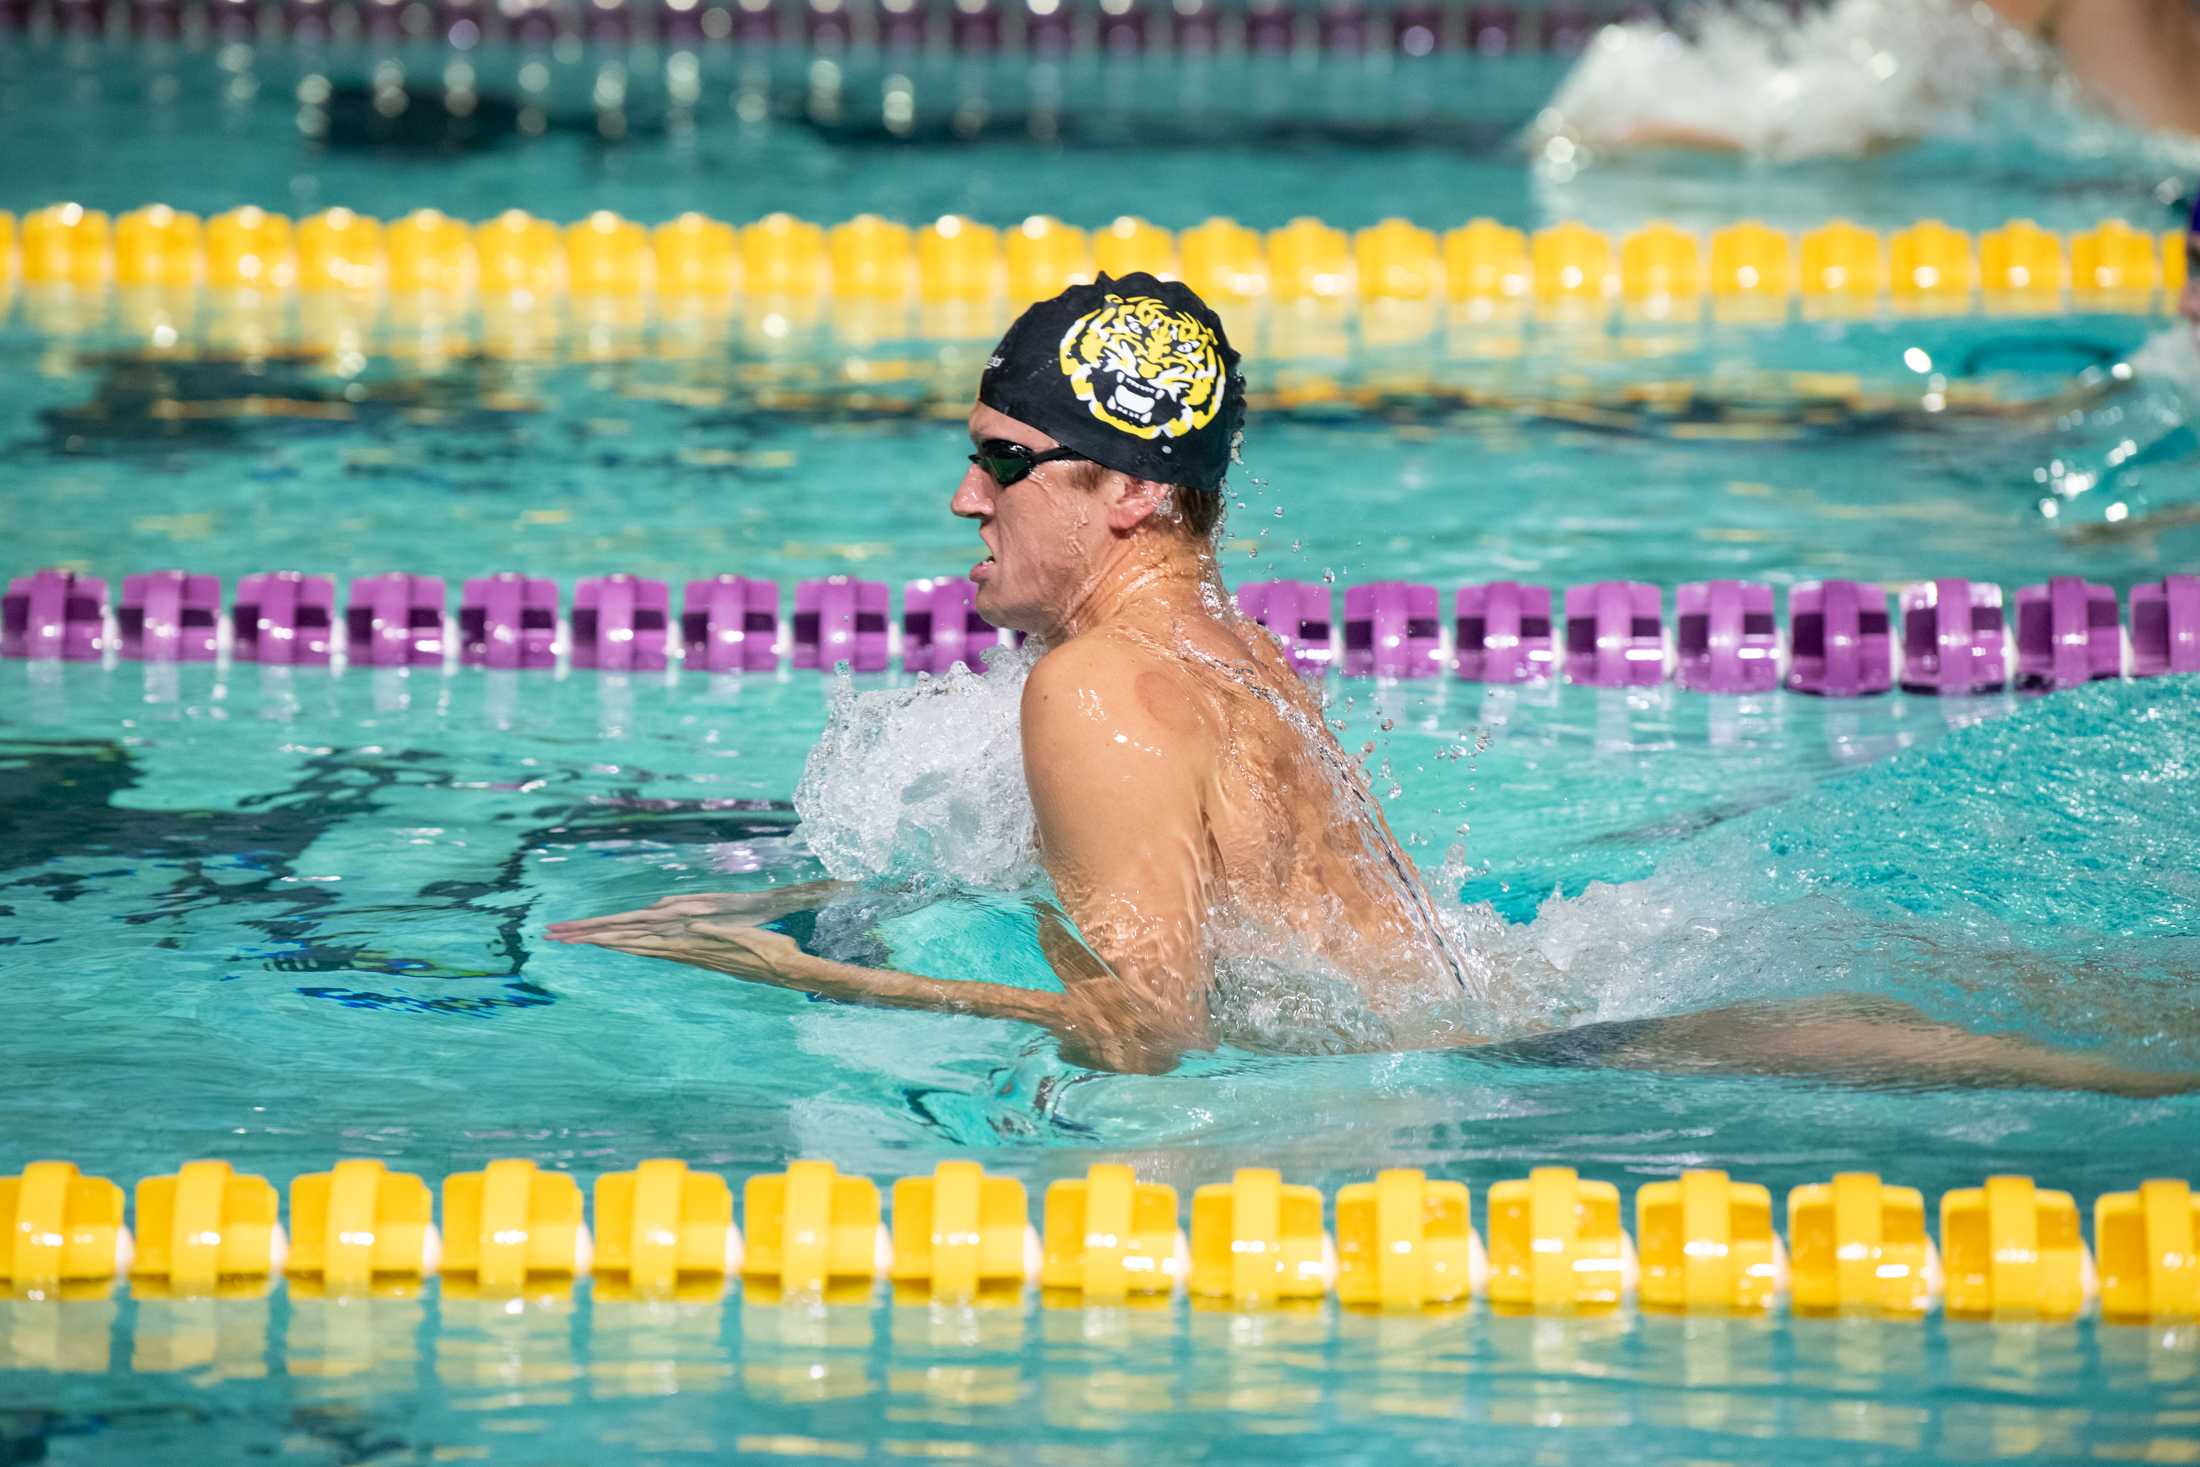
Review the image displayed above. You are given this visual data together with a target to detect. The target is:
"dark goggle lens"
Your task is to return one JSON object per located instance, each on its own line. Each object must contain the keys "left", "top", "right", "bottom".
{"left": 970, "top": 443, "right": 1036, "bottom": 485}
{"left": 970, "top": 439, "right": 1087, "bottom": 486}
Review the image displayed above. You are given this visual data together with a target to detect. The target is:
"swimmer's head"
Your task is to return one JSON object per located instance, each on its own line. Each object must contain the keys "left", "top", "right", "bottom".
{"left": 954, "top": 274, "right": 1246, "bottom": 633}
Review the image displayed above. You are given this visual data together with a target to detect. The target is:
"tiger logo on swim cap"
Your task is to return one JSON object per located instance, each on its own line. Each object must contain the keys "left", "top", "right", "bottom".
{"left": 1056, "top": 293, "right": 1227, "bottom": 442}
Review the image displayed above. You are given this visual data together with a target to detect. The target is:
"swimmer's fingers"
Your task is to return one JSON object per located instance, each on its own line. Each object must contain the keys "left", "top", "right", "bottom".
{"left": 556, "top": 918, "right": 803, "bottom": 982}
{"left": 552, "top": 924, "right": 680, "bottom": 954}
{"left": 547, "top": 891, "right": 799, "bottom": 940}
{"left": 546, "top": 897, "right": 723, "bottom": 939}
{"left": 544, "top": 906, "right": 654, "bottom": 939}
{"left": 544, "top": 921, "right": 647, "bottom": 943}
{"left": 549, "top": 912, "right": 721, "bottom": 950}
{"left": 666, "top": 884, "right": 840, "bottom": 923}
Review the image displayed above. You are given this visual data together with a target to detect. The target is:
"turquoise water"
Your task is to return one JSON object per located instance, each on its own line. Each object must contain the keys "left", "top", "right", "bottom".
{"left": 5, "top": 27, "right": 2200, "bottom": 1467}
{"left": 6, "top": 312, "right": 2199, "bottom": 580}
{"left": 3, "top": 27, "right": 2198, "bottom": 233}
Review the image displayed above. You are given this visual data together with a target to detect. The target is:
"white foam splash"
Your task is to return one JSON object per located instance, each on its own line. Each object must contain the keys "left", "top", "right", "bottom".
{"left": 1533, "top": 0, "right": 2037, "bottom": 161}
{"left": 2132, "top": 321, "right": 2200, "bottom": 389}
{"left": 792, "top": 644, "right": 1045, "bottom": 889}
{"left": 793, "top": 630, "right": 2200, "bottom": 1074}
{"left": 785, "top": 631, "right": 1690, "bottom": 1048}
{"left": 1207, "top": 940, "right": 1405, "bottom": 1054}
{"left": 1194, "top": 865, "right": 1795, "bottom": 1052}
{"left": 785, "top": 636, "right": 1906, "bottom": 1049}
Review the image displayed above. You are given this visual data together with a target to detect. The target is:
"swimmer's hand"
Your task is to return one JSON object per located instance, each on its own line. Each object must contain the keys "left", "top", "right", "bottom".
{"left": 552, "top": 910, "right": 814, "bottom": 987}
{"left": 545, "top": 881, "right": 845, "bottom": 944}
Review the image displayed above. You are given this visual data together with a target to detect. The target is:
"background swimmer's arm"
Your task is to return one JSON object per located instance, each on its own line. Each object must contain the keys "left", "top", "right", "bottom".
{"left": 1983, "top": 0, "right": 2060, "bottom": 33}
{"left": 1984, "top": 0, "right": 2200, "bottom": 135}
{"left": 1020, "top": 641, "right": 1218, "bottom": 1073}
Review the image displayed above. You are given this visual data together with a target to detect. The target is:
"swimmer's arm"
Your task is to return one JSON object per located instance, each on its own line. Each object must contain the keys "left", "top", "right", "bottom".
{"left": 1982, "top": 0, "right": 2058, "bottom": 33}
{"left": 552, "top": 646, "right": 1217, "bottom": 1073}
{"left": 1984, "top": 0, "right": 2200, "bottom": 135}
{"left": 1020, "top": 642, "right": 1218, "bottom": 1071}
{"left": 548, "top": 910, "right": 1091, "bottom": 1031}
{"left": 690, "top": 929, "right": 1076, "bottom": 1028}
{"left": 550, "top": 903, "right": 1192, "bottom": 1072}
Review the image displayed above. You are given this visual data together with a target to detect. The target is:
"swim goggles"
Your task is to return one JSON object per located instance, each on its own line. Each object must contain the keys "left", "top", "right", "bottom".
{"left": 968, "top": 438, "right": 1089, "bottom": 487}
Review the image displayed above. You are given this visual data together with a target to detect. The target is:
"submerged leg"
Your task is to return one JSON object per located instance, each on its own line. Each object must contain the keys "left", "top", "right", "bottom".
{"left": 1487, "top": 994, "right": 2198, "bottom": 1099}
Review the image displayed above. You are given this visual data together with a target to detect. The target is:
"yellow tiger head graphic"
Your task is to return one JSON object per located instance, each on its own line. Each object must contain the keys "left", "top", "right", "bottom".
{"left": 1056, "top": 294, "right": 1227, "bottom": 442}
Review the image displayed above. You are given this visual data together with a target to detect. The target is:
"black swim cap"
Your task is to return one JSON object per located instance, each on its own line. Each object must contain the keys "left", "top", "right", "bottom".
{"left": 977, "top": 272, "right": 1245, "bottom": 494}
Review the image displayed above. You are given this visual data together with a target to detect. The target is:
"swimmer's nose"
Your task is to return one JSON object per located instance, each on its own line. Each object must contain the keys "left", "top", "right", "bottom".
{"left": 951, "top": 463, "right": 994, "bottom": 521}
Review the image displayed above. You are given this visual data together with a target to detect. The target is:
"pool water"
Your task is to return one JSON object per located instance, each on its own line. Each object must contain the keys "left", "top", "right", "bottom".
{"left": 6, "top": 647, "right": 2199, "bottom": 1461}
{"left": 5, "top": 18, "right": 2200, "bottom": 1466}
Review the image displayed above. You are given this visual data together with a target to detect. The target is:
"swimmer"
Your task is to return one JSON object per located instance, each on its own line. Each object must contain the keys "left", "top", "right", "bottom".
{"left": 551, "top": 275, "right": 2196, "bottom": 1099}
{"left": 1538, "top": 0, "right": 2200, "bottom": 157}
{"left": 1990, "top": 0, "right": 2200, "bottom": 137}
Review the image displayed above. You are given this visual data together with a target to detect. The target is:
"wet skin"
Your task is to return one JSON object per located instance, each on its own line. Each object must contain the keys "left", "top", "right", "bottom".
{"left": 1987, "top": 0, "right": 2200, "bottom": 137}
{"left": 550, "top": 408, "right": 2200, "bottom": 1096}
{"left": 553, "top": 403, "right": 1470, "bottom": 1072}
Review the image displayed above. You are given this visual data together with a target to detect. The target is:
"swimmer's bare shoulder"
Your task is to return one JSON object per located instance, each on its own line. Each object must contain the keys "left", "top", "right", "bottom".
{"left": 1019, "top": 633, "right": 1217, "bottom": 859}
{"left": 1021, "top": 632, "right": 1225, "bottom": 815}
{"left": 1020, "top": 632, "right": 1220, "bottom": 1066}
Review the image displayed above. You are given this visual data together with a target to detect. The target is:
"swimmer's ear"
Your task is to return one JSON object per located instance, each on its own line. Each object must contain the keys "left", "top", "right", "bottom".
{"left": 1103, "top": 475, "right": 1177, "bottom": 534}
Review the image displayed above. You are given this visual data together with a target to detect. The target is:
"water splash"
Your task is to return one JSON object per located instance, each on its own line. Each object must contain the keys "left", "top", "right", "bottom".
{"left": 792, "top": 643, "right": 1045, "bottom": 889}
{"left": 1532, "top": 0, "right": 2043, "bottom": 161}
{"left": 2032, "top": 327, "right": 2200, "bottom": 535}
{"left": 791, "top": 619, "right": 1497, "bottom": 1047}
{"left": 789, "top": 602, "right": 2200, "bottom": 1068}
{"left": 1438, "top": 677, "right": 2200, "bottom": 1064}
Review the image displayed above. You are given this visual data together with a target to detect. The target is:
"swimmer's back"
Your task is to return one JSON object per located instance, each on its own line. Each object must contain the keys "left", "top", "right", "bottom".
{"left": 1026, "top": 603, "right": 1465, "bottom": 1000}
